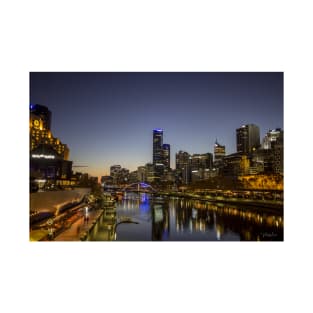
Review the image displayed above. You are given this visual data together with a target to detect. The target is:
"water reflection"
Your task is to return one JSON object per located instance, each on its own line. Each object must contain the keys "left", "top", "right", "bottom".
{"left": 96, "top": 192, "right": 283, "bottom": 241}
{"left": 151, "top": 198, "right": 169, "bottom": 240}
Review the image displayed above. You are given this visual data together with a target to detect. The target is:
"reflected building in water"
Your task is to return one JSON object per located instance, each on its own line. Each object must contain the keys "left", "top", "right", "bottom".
{"left": 108, "top": 193, "right": 283, "bottom": 241}
{"left": 151, "top": 199, "right": 169, "bottom": 240}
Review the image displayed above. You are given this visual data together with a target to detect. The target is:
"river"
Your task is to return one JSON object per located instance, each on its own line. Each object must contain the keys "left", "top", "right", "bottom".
{"left": 91, "top": 192, "right": 283, "bottom": 241}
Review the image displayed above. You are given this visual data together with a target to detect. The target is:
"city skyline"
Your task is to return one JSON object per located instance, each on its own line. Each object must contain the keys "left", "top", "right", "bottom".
{"left": 30, "top": 72, "right": 283, "bottom": 178}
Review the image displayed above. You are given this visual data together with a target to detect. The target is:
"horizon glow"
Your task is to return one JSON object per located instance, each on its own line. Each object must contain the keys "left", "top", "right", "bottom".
{"left": 30, "top": 72, "right": 283, "bottom": 179}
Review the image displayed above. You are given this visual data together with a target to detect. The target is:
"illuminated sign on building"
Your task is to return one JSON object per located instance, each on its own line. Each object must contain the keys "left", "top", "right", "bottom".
{"left": 31, "top": 154, "right": 55, "bottom": 159}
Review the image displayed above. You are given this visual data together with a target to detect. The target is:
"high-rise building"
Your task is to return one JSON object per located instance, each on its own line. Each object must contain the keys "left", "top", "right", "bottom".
{"left": 110, "top": 165, "right": 130, "bottom": 185}
{"left": 222, "top": 152, "right": 247, "bottom": 176}
{"left": 190, "top": 153, "right": 213, "bottom": 171}
{"left": 214, "top": 139, "right": 226, "bottom": 161}
{"left": 153, "top": 128, "right": 163, "bottom": 165}
{"left": 29, "top": 104, "right": 72, "bottom": 186}
{"left": 137, "top": 166, "right": 147, "bottom": 182}
{"left": 152, "top": 129, "right": 171, "bottom": 181}
{"left": 236, "top": 124, "right": 260, "bottom": 154}
{"left": 145, "top": 163, "right": 156, "bottom": 183}
{"left": 262, "top": 128, "right": 283, "bottom": 150}
{"left": 190, "top": 153, "right": 213, "bottom": 182}
{"left": 176, "top": 150, "right": 190, "bottom": 170}
{"left": 128, "top": 170, "right": 138, "bottom": 184}
{"left": 273, "top": 141, "right": 283, "bottom": 174}
{"left": 252, "top": 128, "right": 284, "bottom": 175}
{"left": 162, "top": 144, "right": 170, "bottom": 169}
{"left": 262, "top": 128, "right": 283, "bottom": 174}
{"left": 110, "top": 165, "right": 122, "bottom": 177}
{"left": 175, "top": 151, "right": 191, "bottom": 184}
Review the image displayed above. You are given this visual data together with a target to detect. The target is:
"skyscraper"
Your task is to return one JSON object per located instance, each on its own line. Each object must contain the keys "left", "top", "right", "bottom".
{"left": 262, "top": 128, "right": 283, "bottom": 150}
{"left": 162, "top": 144, "right": 170, "bottom": 169}
{"left": 110, "top": 165, "right": 122, "bottom": 177}
{"left": 214, "top": 139, "right": 225, "bottom": 161}
{"left": 153, "top": 128, "right": 163, "bottom": 165}
{"left": 236, "top": 124, "right": 260, "bottom": 154}
{"left": 190, "top": 153, "right": 213, "bottom": 171}
{"left": 175, "top": 150, "right": 190, "bottom": 184}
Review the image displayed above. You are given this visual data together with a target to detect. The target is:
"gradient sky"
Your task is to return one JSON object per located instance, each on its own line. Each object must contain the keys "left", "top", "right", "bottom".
{"left": 30, "top": 72, "right": 283, "bottom": 178}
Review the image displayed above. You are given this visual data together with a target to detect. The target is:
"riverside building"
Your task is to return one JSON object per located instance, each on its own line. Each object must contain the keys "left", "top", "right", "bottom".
{"left": 236, "top": 124, "right": 260, "bottom": 154}
{"left": 29, "top": 104, "right": 73, "bottom": 187}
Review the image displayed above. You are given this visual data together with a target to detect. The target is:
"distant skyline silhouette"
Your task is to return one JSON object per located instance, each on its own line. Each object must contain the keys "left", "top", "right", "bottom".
{"left": 30, "top": 72, "right": 283, "bottom": 178}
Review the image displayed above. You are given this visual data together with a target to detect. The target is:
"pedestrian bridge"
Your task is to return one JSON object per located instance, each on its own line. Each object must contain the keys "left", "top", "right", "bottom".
{"left": 122, "top": 182, "right": 157, "bottom": 193}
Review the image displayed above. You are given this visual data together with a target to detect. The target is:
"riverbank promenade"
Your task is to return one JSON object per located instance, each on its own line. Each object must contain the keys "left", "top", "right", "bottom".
{"left": 54, "top": 209, "right": 104, "bottom": 241}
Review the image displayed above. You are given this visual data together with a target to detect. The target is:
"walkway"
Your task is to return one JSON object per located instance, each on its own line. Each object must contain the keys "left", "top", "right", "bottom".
{"left": 54, "top": 209, "right": 103, "bottom": 241}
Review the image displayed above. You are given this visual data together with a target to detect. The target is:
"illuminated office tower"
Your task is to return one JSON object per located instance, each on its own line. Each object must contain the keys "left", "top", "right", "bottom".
{"left": 153, "top": 128, "right": 163, "bottom": 165}
{"left": 190, "top": 153, "right": 213, "bottom": 171}
{"left": 214, "top": 139, "right": 225, "bottom": 161}
{"left": 262, "top": 128, "right": 283, "bottom": 150}
{"left": 162, "top": 144, "right": 170, "bottom": 169}
{"left": 261, "top": 128, "right": 284, "bottom": 174}
{"left": 236, "top": 124, "right": 260, "bottom": 154}
{"left": 190, "top": 153, "right": 213, "bottom": 182}
{"left": 176, "top": 150, "right": 190, "bottom": 184}
{"left": 176, "top": 151, "right": 190, "bottom": 170}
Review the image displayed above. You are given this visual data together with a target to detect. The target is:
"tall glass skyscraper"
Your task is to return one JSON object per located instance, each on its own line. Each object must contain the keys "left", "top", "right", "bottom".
{"left": 162, "top": 144, "right": 170, "bottom": 169}
{"left": 153, "top": 128, "right": 163, "bottom": 165}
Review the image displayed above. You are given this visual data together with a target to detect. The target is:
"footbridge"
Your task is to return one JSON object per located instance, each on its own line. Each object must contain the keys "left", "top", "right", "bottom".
{"left": 122, "top": 182, "right": 157, "bottom": 193}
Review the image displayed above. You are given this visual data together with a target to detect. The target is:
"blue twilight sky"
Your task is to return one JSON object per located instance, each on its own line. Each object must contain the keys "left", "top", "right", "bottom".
{"left": 30, "top": 72, "right": 283, "bottom": 178}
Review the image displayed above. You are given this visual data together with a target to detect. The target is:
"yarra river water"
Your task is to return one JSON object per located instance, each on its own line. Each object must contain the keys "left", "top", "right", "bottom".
{"left": 92, "top": 192, "right": 283, "bottom": 241}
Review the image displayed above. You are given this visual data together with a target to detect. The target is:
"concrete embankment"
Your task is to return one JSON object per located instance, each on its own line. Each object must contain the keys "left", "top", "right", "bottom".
{"left": 80, "top": 202, "right": 117, "bottom": 241}
{"left": 158, "top": 192, "right": 283, "bottom": 213}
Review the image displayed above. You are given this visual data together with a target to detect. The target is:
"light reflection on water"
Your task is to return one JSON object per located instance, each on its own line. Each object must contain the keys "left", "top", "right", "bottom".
{"left": 100, "top": 192, "right": 283, "bottom": 241}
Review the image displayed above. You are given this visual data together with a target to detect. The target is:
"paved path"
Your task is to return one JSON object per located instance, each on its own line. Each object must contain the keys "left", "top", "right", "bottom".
{"left": 54, "top": 210, "right": 103, "bottom": 241}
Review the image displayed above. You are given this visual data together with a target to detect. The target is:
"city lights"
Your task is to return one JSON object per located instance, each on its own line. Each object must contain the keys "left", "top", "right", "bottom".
{"left": 31, "top": 154, "right": 55, "bottom": 159}
{"left": 30, "top": 73, "right": 283, "bottom": 242}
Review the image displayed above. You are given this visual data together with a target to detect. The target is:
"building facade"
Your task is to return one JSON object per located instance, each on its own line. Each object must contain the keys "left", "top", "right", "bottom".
{"left": 175, "top": 151, "right": 191, "bottom": 184}
{"left": 30, "top": 107, "right": 69, "bottom": 160}
{"left": 190, "top": 153, "right": 213, "bottom": 171}
{"left": 236, "top": 124, "right": 260, "bottom": 154}
{"left": 29, "top": 104, "right": 73, "bottom": 186}
{"left": 190, "top": 153, "right": 213, "bottom": 182}
{"left": 30, "top": 104, "right": 52, "bottom": 130}
{"left": 162, "top": 144, "right": 170, "bottom": 169}
{"left": 137, "top": 166, "right": 147, "bottom": 182}
{"left": 221, "top": 152, "right": 248, "bottom": 176}
{"left": 214, "top": 139, "right": 226, "bottom": 161}
{"left": 262, "top": 128, "right": 284, "bottom": 174}
{"left": 153, "top": 128, "right": 163, "bottom": 165}
{"left": 110, "top": 165, "right": 130, "bottom": 185}
{"left": 152, "top": 128, "right": 171, "bottom": 181}
{"left": 251, "top": 128, "right": 284, "bottom": 175}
